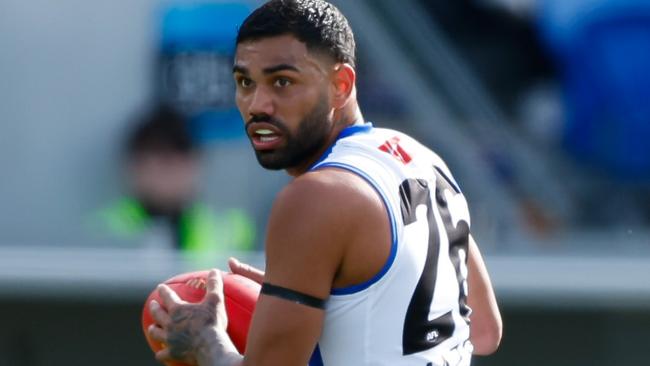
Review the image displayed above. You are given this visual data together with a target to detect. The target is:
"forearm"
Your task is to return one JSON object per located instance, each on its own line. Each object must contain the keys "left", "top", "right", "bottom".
{"left": 196, "top": 329, "right": 244, "bottom": 366}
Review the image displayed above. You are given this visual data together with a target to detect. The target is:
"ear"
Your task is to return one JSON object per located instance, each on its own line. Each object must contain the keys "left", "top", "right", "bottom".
{"left": 330, "top": 63, "right": 356, "bottom": 109}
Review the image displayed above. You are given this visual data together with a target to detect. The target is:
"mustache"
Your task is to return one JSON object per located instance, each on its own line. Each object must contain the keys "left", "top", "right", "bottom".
{"left": 245, "top": 114, "right": 287, "bottom": 131}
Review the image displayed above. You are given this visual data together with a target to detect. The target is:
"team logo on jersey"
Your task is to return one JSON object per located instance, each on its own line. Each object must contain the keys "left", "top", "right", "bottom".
{"left": 379, "top": 137, "right": 412, "bottom": 164}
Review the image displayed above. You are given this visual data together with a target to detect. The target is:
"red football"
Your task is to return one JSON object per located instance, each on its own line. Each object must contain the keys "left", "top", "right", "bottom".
{"left": 142, "top": 270, "right": 260, "bottom": 366}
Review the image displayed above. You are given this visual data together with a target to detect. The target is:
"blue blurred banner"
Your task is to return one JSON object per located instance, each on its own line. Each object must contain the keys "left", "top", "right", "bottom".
{"left": 538, "top": 0, "right": 650, "bottom": 180}
{"left": 158, "top": 2, "right": 252, "bottom": 143}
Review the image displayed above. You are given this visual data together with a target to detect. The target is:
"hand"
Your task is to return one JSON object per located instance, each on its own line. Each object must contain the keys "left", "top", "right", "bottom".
{"left": 228, "top": 257, "right": 265, "bottom": 284}
{"left": 148, "top": 269, "right": 234, "bottom": 365}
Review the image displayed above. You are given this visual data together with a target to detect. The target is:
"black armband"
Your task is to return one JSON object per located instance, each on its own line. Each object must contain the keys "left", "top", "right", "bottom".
{"left": 261, "top": 283, "right": 327, "bottom": 309}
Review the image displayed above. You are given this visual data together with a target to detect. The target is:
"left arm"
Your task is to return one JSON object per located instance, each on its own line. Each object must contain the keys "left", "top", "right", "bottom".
{"left": 467, "top": 235, "right": 502, "bottom": 355}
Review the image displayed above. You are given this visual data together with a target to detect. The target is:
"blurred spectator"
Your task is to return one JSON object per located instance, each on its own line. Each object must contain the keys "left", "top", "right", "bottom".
{"left": 93, "top": 105, "right": 255, "bottom": 255}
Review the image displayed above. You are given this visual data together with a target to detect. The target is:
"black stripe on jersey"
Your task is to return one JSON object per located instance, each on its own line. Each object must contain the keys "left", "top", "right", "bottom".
{"left": 261, "top": 283, "right": 326, "bottom": 309}
{"left": 434, "top": 166, "right": 461, "bottom": 194}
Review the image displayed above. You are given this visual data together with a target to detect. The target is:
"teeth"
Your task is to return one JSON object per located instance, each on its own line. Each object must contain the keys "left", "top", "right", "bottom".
{"left": 260, "top": 136, "right": 279, "bottom": 142}
{"left": 256, "top": 129, "right": 274, "bottom": 135}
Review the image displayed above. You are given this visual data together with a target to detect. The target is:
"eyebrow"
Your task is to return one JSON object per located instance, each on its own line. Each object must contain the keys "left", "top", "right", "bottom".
{"left": 233, "top": 64, "right": 300, "bottom": 75}
{"left": 263, "top": 64, "right": 300, "bottom": 74}
{"left": 233, "top": 65, "right": 248, "bottom": 75}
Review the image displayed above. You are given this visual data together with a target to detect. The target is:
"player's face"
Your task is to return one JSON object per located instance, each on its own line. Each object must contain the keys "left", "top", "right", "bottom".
{"left": 233, "top": 35, "right": 335, "bottom": 171}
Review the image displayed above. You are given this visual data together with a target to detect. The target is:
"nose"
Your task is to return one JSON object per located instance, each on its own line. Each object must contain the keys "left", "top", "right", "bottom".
{"left": 248, "top": 86, "right": 274, "bottom": 117}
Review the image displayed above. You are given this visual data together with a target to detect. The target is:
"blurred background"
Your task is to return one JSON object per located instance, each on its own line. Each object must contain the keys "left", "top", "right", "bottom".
{"left": 0, "top": 0, "right": 649, "bottom": 365}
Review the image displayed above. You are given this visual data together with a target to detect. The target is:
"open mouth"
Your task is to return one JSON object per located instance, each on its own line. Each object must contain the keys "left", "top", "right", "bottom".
{"left": 255, "top": 129, "right": 280, "bottom": 143}
{"left": 247, "top": 122, "right": 284, "bottom": 150}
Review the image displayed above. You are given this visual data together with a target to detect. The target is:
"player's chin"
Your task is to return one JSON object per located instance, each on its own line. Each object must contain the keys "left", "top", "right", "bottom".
{"left": 254, "top": 151, "right": 290, "bottom": 171}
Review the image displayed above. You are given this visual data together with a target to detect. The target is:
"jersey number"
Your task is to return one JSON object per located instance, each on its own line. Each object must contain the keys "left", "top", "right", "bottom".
{"left": 400, "top": 168, "right": 471, "bottom": 355}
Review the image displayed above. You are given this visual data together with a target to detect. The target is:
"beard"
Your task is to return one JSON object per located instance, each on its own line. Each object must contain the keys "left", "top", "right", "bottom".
{"left": 248, "top": 95, "right": 332, "bottom": 170}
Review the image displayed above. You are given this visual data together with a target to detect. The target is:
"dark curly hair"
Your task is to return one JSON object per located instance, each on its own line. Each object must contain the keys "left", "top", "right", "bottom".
{"left": 236, "top": 0, "right": 356, "bottom": 67}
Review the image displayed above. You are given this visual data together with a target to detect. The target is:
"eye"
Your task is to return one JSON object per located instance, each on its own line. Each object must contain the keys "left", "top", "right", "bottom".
{"left": 274, "top": 77, "right": 292, "bottom": 88}
{"left": 238, "top": 77, "right": 253, "bottom": 89}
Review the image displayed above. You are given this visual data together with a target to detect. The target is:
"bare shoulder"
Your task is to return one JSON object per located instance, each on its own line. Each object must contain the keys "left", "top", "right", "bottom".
{"left": 274, "top": 167, "right": 383, "bottom": 216}
{"left": 268, "top": 168, "right": 384, "bottom": 248}
{"left": 264, "top": 168, "right": 390, "bottom": 295}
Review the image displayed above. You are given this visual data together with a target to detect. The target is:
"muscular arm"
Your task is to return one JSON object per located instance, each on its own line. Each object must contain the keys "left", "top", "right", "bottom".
{"left": 239, "top": 180, "right": 338, "bottom": 365}
{"left": 467, "top": 235, "right": 502, "bottom": 355}
{"left": 231, "top": 170, "right": 380, "bottom": 366}
{"left": 150, "top": 169, "right": 388, "bottom": 366}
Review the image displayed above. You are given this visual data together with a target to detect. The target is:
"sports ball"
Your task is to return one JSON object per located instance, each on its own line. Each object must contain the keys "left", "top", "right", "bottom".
{"left": 142, "top": 270, "right": 260, "bottom": 366}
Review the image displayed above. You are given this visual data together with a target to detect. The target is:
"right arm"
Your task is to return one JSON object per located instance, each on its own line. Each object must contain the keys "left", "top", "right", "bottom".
{"left": 154, "top": 171, "right": 370, "bottom": 366}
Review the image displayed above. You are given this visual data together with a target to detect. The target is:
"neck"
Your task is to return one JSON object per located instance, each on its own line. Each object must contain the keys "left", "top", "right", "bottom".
{"left": 286, "top": 107, "right": 364, "bottom": 177}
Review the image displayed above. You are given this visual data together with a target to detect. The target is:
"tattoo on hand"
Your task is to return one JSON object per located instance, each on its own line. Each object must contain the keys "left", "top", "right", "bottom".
{"left": 167, "top": 306, "right": 217, "bottom": 362}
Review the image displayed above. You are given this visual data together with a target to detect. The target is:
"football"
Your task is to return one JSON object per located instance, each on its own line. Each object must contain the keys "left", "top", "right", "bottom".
{"left": 141, "top": 270, "right": 260, "bottom": 366}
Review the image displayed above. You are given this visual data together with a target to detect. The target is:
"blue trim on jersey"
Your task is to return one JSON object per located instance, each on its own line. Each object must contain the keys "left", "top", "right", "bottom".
{"left": 308, "top": 345, "right": 324, "bottom": 366}
{"left": 313, "top": 162, "right": 399, "bottom": 295}
{"left": 308, "top": 123, "right": 373, "bottom": 171}
{"left": 337, "top": 122, "right": 373, "bottom": 139}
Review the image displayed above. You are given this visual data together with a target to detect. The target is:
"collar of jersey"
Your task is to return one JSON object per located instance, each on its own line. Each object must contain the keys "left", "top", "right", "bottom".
{"left": 308, "top": 122, "right": 373, "bottom": 171}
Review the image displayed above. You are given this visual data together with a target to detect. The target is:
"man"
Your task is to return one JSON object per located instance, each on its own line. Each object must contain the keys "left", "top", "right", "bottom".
{"left": 147, "top": 1, "right": 502, "bottom": 365}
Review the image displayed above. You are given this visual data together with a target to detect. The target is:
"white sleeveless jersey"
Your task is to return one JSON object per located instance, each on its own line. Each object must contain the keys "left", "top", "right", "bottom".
{"left": 308, "top": 123, "right": 473, "bottom": 366}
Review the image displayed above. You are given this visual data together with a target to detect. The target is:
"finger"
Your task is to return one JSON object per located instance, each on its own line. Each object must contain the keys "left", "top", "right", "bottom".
{"left": 147, "top": 324, "right": 167, "bottom": 343}
{"left": 155, "top": 347, "right": 171, "bottom": 362}
{"left": 149, "top": 300, "right": 172, "bottom": 328}
{"left": 157, "top": 284, "right": 185, "bottom": 309}
{"left": 228, "top": 257, "right": 265, "bottom": 284}
{"left": 203, "top": 269, "right": 224, "bottom": 307}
